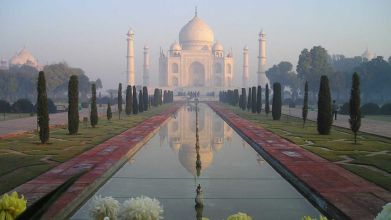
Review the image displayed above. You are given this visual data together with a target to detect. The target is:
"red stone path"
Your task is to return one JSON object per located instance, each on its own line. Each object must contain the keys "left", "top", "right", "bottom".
{"left": 207, "top": 102, "right": 391, "bottom": 220}
{"left": 10, "top": 103, "right": 182, "bottom": 219}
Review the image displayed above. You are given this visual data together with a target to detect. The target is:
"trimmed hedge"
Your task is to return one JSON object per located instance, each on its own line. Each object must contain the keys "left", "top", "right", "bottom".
{"left": 380, "top": 103, "right": 391, "bottom": 115}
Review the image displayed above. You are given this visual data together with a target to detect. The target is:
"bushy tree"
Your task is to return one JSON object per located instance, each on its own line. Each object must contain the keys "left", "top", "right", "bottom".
{"left": 37, "top": 71, "right": 49, "bottom": 144}
{"left": 117, "top": 83, "right": 122, "bottom": 119}
{"left": 349, "top": 73, "right": 361, "bottom": 144}
{"left": 68, "top": 75, "right": 79, "bottom": 135}
{"left": 302, "top": 81, "right": 309, "bottom": 127}
{"left": 272, "top": 83, "right": 282, "bottom": 120}
{"left": 0, "top": 100, "right": 11, "bottom": 119}
{"left": 125, "top": 85, "right": 132, "bottom": 115}
{"left": 106, "top": 102, "right": 112, "bottom": 120}
{"left": 12, "top": 99, "right": 34, "bottom": 113}
{"left": 139, "top": 90, "right": 144, "bottom": 113}
{"left": 90, "top": 83, "right": 98, "bottom": 128}
{"left": 143, "top": 86, "right": 148, "bottom": 111}
{"left": 256, "top": 86, "right": 262, "bottom": 113}
{"left": 132, "top": 86, "right": 138, "bottom": 114}
{"left": 251, "top": 86, "right": 256, "bottom": 113}
{"left": 47, "top": 99, "right": 57, "bottom": 113}
{"left": 317, "top": 75, "right": 332, "bottom": 135}
{"left": 265, "top": 84, "right": 270, "bottom": 115}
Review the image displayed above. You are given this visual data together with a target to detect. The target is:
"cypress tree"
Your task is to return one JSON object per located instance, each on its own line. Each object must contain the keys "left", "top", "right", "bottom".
{"left": 139, "top": 90, "right": 144, "bottom": 113}
{"left": 302, "top": 81, "right": 309, "bottom": 127}
{"left": 90, "top": 83, "right": 98, "bottom": 128}
{"left": 68, "top": 75, "right": 79, "bottom": 135}
{"left": 233, "top": 89, "right": 239, "bottom": 106}
{"left": 125, "top": 85, "right": 132, "bottom": 115}
{"left": 242, "top": 88, "right": 247, "bottom": 110}
{"left": 247, "top": 87, "right": 251, "bottom": 111}
{"left": 317, "top": 75, "right": 332, "bottom": 135}
{"left": 265, "top": 84, "right": 270, "bottom": 115}
{"left": 349, "top": 73, "right": 361, "bottom": 144}
{"left": 272, "top": 83, "right": 282, "bottom": 120}
{"left": 117, "top": 83, "right": 122, "bottom": 119}
{"left": 253, "top": 87, "right": 257, "bottom": 112}
{"left": 107, "top": 101, "right": 112, "bottom": 120}
{"left": 132, "top": 86, "right": 138, "bottom": 114}
{"left": 256, "top": 85, "right": 262, "bottom": 113}
{"left": 37, "top": 71, "right": 49, "bottom": 144}
{"left": 143, "top": 86, "right": 148, "bottom": 111}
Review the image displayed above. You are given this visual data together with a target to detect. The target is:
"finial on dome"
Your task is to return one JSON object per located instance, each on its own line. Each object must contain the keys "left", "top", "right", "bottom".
{"left": 195, "top": 6, "right": 198, "bottom": 17}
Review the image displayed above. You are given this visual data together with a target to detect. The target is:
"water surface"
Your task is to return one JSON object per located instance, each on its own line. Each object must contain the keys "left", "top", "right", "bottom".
{"left": 72, "top": 103, "right": 319, "bottom": 219}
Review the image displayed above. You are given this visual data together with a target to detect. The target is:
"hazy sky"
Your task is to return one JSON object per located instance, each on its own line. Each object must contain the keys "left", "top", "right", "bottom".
{"left": 1, "top": 0, "right": 391, "bottom": 89}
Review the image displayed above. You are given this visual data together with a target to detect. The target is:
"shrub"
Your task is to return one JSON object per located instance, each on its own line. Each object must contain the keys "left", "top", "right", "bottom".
{"left": 339, "top": 102, "right": 349, "bottom": 115}
{"left": 132, "top": 86, "right": 138, "bottom": 114}
{"left": 37, "top": 71, "right": 49, "bottom": 144}
{"left": 349, "top": 72, "right": 361, "bottom": 144}
{"left": 317, "top": 75, "right": 332, "bottom": 135}
{"left": 47, "top": 99, "right": 57, "bottom": 114}
{"left": 125, "top": 85, "right": 132, "bottom": 115}
{"left": 12, "top": 99, "right": 34, "bottom": 113}
{"left": 272, "top": 83, "right": 282, "bottom": 120}
{"left": 0, "top": 100, "right": 11, "bottom": 113}
{"left": 68, "top": 75, "right": 79, "bottom": 135}
{"left": 380, "top": 103, "right": 391, "bottom": 115}
{"left": 360, "top": 103, "right": 380, "bottom": 115}
{"left": 90, "top": 83, "right": 98, "bottom": 128}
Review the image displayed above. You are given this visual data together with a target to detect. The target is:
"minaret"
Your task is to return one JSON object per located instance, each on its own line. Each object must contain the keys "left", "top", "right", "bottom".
{"left": 242, "top": 46, "right": 249, "bottom": 87}
{"left": 126, "top": 29, "right": 135, "bottom": 86}
{"left": 257, "top": 30, "right": 268, "bottom": 87}
{"left": 143, "top": 45, "right": 150, "bottom": 86}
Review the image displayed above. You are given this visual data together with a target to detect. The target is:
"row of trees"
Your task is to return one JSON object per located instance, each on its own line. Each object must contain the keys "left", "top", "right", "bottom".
{"left": 219, "top": 83, "right": 282, "bottom": 120}
{"left": 266, "top": 46, "right": 391, "bottom": 104}
{"left": 219, "top": 73, "right": 362, "bottom": 143}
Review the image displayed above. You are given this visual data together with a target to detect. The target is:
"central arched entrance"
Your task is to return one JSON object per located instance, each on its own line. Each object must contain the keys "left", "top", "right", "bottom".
{"left": 189, "top": 62, "right": 205, "bottom": 86}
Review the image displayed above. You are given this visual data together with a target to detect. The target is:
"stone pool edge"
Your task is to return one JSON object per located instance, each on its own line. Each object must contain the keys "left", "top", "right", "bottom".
{"left": 207, "top": 101, "right": 391, "bottom": 220}
{"left": 11, "top": 103, "right": 183, "bottom": 220}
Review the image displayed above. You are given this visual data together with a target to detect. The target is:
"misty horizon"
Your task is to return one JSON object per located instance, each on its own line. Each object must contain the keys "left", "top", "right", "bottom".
{"left": 1, "top": 0, "right": 390, "bottom": 89}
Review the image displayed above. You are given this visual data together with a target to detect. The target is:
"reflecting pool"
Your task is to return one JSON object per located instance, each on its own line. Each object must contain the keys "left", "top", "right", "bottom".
{"left": 71, "top": 103, "right": 319, "bottom": 219}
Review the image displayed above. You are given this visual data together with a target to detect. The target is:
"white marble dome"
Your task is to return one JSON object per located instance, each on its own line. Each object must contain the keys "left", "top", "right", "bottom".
{"left": 170, "top": 42, "right": 182, "bottom": 51}
{"left": 179, "top": 15, "right": 214, "bottom": 50}
{"left": 212, "top": 41, "right": 224, "bottom": 51}
{"left": 10, "top": 48, "right": 39, "bottom": 68}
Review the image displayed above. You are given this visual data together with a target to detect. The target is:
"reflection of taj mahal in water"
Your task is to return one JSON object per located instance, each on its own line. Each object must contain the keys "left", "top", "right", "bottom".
{"left": 159, "top": 104, "right": 233, "bottom": 176}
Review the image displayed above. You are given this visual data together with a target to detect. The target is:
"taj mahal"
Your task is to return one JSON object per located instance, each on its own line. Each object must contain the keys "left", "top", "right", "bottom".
{"left": 125, "top": 9, "right": 269, "bottom": 89}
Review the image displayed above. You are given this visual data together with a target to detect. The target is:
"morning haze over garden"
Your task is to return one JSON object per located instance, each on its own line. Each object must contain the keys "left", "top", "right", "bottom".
{"left": 0, "top": 1, "right": 391, "bottom": 220}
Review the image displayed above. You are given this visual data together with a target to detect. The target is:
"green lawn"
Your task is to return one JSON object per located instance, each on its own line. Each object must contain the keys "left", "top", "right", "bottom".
{"left": 0, "top": 113, "right": 32, "bottom": 121}
{"left": 0, "top": 105, "right": 171, "bottom": 194}
{"left": 222, "top": 104, "right": 391, "bottom": 191}
{"left": 364, "top": 115, "right": 391, "bottom": 122}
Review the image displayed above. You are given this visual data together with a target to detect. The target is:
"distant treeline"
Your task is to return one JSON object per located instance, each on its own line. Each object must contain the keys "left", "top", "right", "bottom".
{"left": 266, "top": 46, "right": 391, "bottom": 104}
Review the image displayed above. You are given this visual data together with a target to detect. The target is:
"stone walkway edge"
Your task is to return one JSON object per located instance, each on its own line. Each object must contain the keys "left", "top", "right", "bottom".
{"left": 10, "top": 103, "right": 182, "bottom": 220}
{"left": 207, "top": 102, "right": 391, "bottom": 220}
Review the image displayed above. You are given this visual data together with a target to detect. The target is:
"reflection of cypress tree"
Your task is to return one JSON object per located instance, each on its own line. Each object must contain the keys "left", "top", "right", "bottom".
{"left": 195, "top": 204, "right": 203, "bottom": 220}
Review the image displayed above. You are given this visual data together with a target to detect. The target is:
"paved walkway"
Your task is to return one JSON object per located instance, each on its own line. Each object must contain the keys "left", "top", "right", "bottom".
{"left": 0, "top": 107, "right": 112, "bottom": 139}
{"left": 282, "top": 106, "right": 391, "bottom": 138}
{"left": 10, "top": 104, "right": 181, "bottom": 219}
{"left": 208, "top": 102, "right": 391, "bottom": 220}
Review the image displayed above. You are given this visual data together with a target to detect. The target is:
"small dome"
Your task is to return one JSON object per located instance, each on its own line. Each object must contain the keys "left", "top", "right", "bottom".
{"left": 127, "top": 29, "right": 134, "bottom": 36}
{"left": 170, "top": 42, "right": 182, "bottom": 51}
{"left": 9, "top": 48, "right": 39, "bottom": 68}
{"left": 179, "top": 15, "right": 214, "bottom": 50}
{"left": 213, "top": 41, "right": 224, "bottom": 51}
{"left": 362, "top": 49, "right": 374, "bottom": 61}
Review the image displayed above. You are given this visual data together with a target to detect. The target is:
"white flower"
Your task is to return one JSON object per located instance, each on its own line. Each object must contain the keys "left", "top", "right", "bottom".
{"left": 375, "top": 203, "right": 391, "bottom": 220}
{"left": 89, "top": 195, "right": 120, "bottom": 220}
{"left": 119, "top": 196, "right": 163, "bottom": 220}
